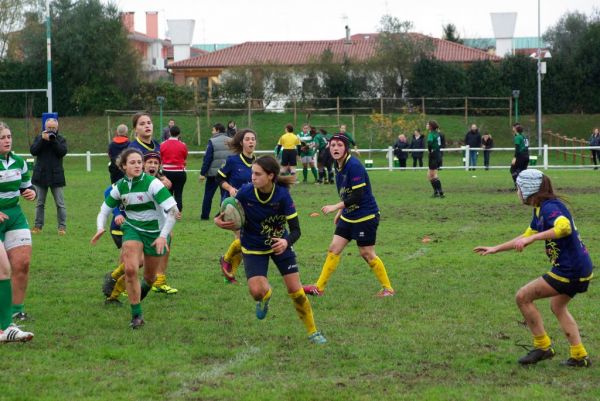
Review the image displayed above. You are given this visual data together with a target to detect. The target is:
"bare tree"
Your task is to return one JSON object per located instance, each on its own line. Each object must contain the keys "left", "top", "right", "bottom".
{"left": 0, "top": 0, "right": 39, "bottom": 57}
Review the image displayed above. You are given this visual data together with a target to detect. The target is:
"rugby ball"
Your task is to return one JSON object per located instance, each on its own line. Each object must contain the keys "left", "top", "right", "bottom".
{"left": 220, "top": 197, "right": 245, "bottom": 230}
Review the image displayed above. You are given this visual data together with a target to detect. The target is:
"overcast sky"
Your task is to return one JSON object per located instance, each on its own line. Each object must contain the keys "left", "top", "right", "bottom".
{"left": 111, "top": 0, "right": 598, "bottom": 44}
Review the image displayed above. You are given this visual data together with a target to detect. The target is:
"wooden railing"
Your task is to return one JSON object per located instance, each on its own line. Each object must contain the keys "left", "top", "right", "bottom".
{"left": 544, "top": 131, "right": 593, "bottom": 164}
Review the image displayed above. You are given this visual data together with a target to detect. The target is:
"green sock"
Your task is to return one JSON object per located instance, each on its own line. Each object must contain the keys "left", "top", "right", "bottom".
{"left": 140, "top": 280, "right": 152, "bottom": 301}
{"left": 0, "top": 279, "right": 12, "bottom": 330}
{"left": 131, "top": 303, "right": 142, "bottom": 318}
{"left": 311, "top": 167, "right": 318, "bottom": 180}
{"left": 11, "top": 303, "right": 24, "bottom": 315}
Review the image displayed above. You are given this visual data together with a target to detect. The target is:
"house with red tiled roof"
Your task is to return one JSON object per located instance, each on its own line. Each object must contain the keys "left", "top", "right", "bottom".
{"left": 122, "top": 11, "right": 205, "bottom": 80}
{"left": 168, "top": 32, "right": 500, "bottom": 92}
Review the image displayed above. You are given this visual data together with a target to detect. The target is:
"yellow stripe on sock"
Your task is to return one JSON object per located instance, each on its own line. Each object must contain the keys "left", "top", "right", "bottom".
{"left": 315, "top": 252, "right": 341, "bottom": 291}
{"left": 153, "top": 274, "right": 166, "bottom": 287}
{"left": 533, "top": 333, "right": 552, "bottom": 350}
{"left": 289, "top": 288, "right": 317, "bottom": 335}
{"left": 368, "top": 256, "right": 393, "bottom": 291}
{"left": 570, "top": 343, "right": 588, "bottom": 359}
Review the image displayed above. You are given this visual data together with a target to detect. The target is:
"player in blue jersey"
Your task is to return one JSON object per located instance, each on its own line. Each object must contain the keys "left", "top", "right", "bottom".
{"left": 128, "top": 112, "right": 160, "bottom": 155}
{"left": 215, "top": 155, "right": 326, "bottom": 344}
{"left": 303, "top": 134, "right": 394, "bottom": 297}
{"left": 216, "top": 129, "right": 256, "bottom": 283}
{"left": 474, "top": 169, "right": 592, "bottom": 367}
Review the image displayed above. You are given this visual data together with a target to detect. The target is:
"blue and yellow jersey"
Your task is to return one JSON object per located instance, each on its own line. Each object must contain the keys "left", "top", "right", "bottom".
{"left": 217, "top": 153, "right": 255, "bottom": 192}
{"left": 335, "top": 155, "right": 379, "bottom": 223}
{"left": 129, "top": 137, "right": 160, "bottom": 155}
{"left": 523, "top": 199, "right": 593, "bottom": 280}
{"left": 236, "top": 183, "right": 297, "bottom": 254}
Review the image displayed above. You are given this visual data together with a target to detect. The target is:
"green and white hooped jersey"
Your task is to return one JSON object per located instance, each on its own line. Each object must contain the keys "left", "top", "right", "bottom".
{"left": 0, "top": 152, "right": 32, "bottom": 210}
{"left": 105, "top": 173, "right": 176, "bottom": 233}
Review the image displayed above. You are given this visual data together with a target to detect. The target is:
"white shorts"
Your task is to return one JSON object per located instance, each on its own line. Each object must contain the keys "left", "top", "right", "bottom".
{"left": 4, "top": 229, "right": 32, "bottom": 251}
{"left": 301, "top": 155, "right": 315, "bottom": 164}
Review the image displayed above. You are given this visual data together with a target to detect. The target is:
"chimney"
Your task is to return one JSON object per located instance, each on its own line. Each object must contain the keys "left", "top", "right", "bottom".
{"left": 345, "top": 25, "right": 351, "bottom": 43}
{"left": 167, "top": 19, "right": 196, "bottom": 62}
{"left": 490, "top": 12, "right": 517, "bottom": 57}
{"left": 146, "top": 11, "right": 159, "bottom": 39}
{"left": 121, "top": 12, "right": 134, "bottom": 33}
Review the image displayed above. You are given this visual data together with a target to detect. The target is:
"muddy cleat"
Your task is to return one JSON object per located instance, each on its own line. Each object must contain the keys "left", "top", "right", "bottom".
{"left": 104, "top": 298, "right": 123, "bottom": 306}
{"left": 130, "top": 315, "right": 145, "bottom": 329}
{"left": 30, "top": 227, "right": 42, "bottom": 234}
{"left": 376, "top": 288, "right": 396, "bottom": 298}
{"left": 152, "top": 284, "right": 178, "bottom": 294}
{"left": 518, "top": 347, "right": 555, "bottom": 365}
{"left": 220, "top": 256, "right": 235, "bottom": 278}
{"left": 255, "top": 297, "right": 271, "bottom": 320}
{"left": 308, "top": 331, "right": 327, "bottom": 344}
{"left": 0, "top": 324, "right": 34, "bottom": 343}
{"left": 12, "top": 312, "right": 29, "bottom": 322}
{"left": 561, "top": 356, "right": 591, "bottom": 368}
{"left": 102, "top": 273, "right": 117, "bottom": 297}
{"left": 303, "top": 285, "right": 324, "bottom": 296}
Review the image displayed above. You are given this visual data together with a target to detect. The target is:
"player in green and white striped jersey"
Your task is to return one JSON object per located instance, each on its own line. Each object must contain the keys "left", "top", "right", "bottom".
{"left": 0, "top": 123, "right": 35, "bottom": 342}
{"left": 91, "top": 148, "right": 178, "bottom": 329}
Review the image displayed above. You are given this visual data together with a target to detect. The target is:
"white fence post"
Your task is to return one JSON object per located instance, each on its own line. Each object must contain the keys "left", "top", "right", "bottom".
{"left": 543, "top": 145, "right": 548, "bottom": 170}
{"left": 387, "top": 146, "right": 393, "bottom": 171}
{"left": 86, "top": 151, "right": 91, "bottom": 172}
{"left": 464, "top": 146, "right": 470, "bottom": 171}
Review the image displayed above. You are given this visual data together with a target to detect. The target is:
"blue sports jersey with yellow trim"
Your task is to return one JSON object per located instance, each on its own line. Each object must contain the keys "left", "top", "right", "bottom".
{"left": 217, "top": 154, "right": 254, "bottom": 194}
{"left": 236, "top": 183, "right": 297, "bottom": 254}
{"left": 335, "top": 155, "right": 379, "bottom": 223}
{"left": 529, "top": 199, "right": 592, "bottom": 279}
{"left": 128, "top": 137, "right": 160, "bottom": 155}
{"left": 104, "top": 184, "right": 125, "bottom": 234}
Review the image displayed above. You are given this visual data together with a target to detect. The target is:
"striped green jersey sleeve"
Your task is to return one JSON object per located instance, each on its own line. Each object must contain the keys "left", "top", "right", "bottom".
{"left": 0, "top": 153, "right": 30, "bottom": 209}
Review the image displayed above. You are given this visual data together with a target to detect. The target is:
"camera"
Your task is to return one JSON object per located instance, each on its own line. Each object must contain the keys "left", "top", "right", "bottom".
{"left": 46, "top": 130, "right": 57, "bottom": 140}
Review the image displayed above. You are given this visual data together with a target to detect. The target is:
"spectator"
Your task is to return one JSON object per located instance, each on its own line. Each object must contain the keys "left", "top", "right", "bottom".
{"left": 30, "top": 118, "right": 67, "bottom": 235}
{"left": 510, "top": 123, "right": 530, "bottom": 188}
{"left": 410, "top": 129, "right": 424, "bottom": 168}
{"left": 393, "top": 134, "right": 410, "bottom": 168}
{"left": 589, "top": 128, "right": 600, "bottom": 170}
{"left": 199, "top": 123, "right": 231, "bottom": 220}
{"left": 465, "top": 124, "right": 482, "bottom": 170}
{"left": 162, "top": 119, "right": 175, "bottom": 142}
{"left": 160, "top": 126, "right": 188, "bottom": 212}
{"left": 108, "top": 124, "right": 130, "bottom": 183}
{"left": 226, "top": 120, "right": 237, "bottom": 138}
{"left": 482, "top": 132, "right": 494, "bottom": 171}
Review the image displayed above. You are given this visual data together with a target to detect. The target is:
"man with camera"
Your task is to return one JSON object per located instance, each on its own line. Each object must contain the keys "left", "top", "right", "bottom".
{"left": 30, "top": 118, "right": 68, "bottom": 235}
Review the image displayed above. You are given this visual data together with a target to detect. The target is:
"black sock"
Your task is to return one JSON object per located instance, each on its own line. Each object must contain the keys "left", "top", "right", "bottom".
{"left": 140, "top": 279, "right": 153, "bottom": 301}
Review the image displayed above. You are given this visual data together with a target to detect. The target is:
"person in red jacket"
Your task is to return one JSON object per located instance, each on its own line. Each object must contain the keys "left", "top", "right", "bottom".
{"left": 160, "top": 126, "right": 188, "bottom": 213}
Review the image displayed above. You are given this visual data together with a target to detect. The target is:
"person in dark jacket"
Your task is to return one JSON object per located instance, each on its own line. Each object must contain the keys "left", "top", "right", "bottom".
{"left": 199, "top": 123, "right": 232, "bottom": 220}
{"left": 589, "top": 128, "right": 600, "bottom": 170}
{"left": 30, "top": 118, "right": 68, "bottom": 235}
{"left": 108, "top": 124, "right": 130, "bottom": 183}
{"left": 410, "top": 129, "right": 424, "bottom": 168}
{"left": 226, "top": 120, "right": 237, "bottom": 138}
{"left": 465, "top": 124, "right": 482, "bottom": 170}
{"left": 482, "top": 131, "right": 494, "bottom": 170}
{"left": 393, "top": 134, "right": 410, "bottom": 168}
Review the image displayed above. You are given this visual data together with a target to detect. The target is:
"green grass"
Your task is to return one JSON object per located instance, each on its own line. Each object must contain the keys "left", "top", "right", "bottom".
{"left": 2, "top": 112, "right": 599, "bottom": 153}
{"left": 2, "top": 159, "right": 599, "bottom": 400}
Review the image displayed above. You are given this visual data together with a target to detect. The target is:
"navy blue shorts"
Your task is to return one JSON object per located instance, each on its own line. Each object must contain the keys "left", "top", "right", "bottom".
{"left": 243, "top": 246, "right": 299, "bottom": 278}
{"left": 281, "top": 149, "right": 298, "bottom": 166}
{"left": 334, "top": 215, "right": 379, "bottom": 247}
{"left": 542, "top": 273, "right": 591, "bottom": 298}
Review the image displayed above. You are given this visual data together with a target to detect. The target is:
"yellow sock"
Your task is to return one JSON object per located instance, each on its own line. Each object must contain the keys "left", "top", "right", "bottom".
{"left": 231, "top": 252, "right": 243, "bottom": 276}
{"left": 533, "top": 333, "right": 552, "bottom": 350}
{"left": 289, "top": 288, "right": 317, "bottom": 335}
{"left": 111, "top": 263, "right": 125, "bottom": 280}
{"left": 109, "top": 275, "right": 127, "bottom": 299}
{"left": 570, "top": 343, "right": 588, "bottom": 359}
{"left": 368, "top": 256, "right": 393, "bottom": 291}
{"left": 224, "top": 239, "right": 241, "bottom": 262}
{"left": 315, "top": 252, "right": 341, "bottom": 291}
{"left": 154, "top": 274, "right": 166, "bottom": 287}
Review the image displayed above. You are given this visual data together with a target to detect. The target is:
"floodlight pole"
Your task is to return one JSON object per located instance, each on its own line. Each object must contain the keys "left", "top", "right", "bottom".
{"left": 536, "top": 0, "right": 542, "bottom": 155}
{"left": 46, "top": 0, "right": 53, "bottom": 113}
